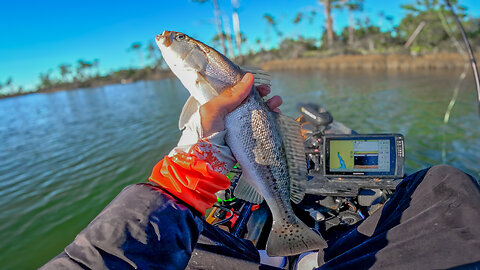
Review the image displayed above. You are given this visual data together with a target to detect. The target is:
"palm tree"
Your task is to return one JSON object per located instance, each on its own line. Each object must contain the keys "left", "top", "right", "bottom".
{"left": 0, "top": 77, "right": 12, "bottom": 95}
{"left": 193, "top": 0, "right": 227, "bottom": 55}
{"left": 264, "top": 14, "right": 283, "bottom": 46}
{"left": 146, "top": 41, "right": 164, "bottom": 69}
{"left": 92, "top": 59, "right": 100, "bottom": 77}
{"left": 323, "top": 0, "right": 335, "bottom": 48}
{"left": 39, "top": 71, "right": 53, "bottom": 89}
{"left": 309, "top": 10, "right": 317, "bottom": 25}
{"left": 344, "top": 0, "right": 363, "bottom": 47}
{"left": 77, "top": 60, "right": 93, "bottom": 81}
{"left": 231, "top": 0, "right": 243, "bottom": 56}
{"left": 59, "top": 64, "right": 71, "bottom": 82}
{"left": 293, "top": 12, "right": 303, "bottom": 38}
{"left": 222, "top": 14, "right": 235, "bottom": 59}
{"left": 255, "top": 38, "right": 262, "bottom": 51}
{"left": 293, "top": 12, "right": 303, "bottom": 24}
{"left": 6, "top": 77, "right": 12, "bottom": 88}
{"left": 130, "top": 42, "right": 144, "bottom": 67}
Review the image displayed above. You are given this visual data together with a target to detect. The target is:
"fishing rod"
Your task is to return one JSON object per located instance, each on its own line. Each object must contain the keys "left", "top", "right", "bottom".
{"left": 445, "top": 0, "right": 480, "bottom": 117}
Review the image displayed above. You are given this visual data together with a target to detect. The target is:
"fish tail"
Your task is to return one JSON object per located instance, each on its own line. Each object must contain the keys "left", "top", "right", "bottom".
{"left": 266, "top": 217, "right": 327, "bottom": 257}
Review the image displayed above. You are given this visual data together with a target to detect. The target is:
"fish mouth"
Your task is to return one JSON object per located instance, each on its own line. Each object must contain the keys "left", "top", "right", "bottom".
{"left": 156, "top": 31, "right": 172, "bottom": 47}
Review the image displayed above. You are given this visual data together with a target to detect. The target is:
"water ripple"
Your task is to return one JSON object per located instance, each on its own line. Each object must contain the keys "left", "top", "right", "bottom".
{"left": 0, "top": 72, "right": 478, "bottom": 269}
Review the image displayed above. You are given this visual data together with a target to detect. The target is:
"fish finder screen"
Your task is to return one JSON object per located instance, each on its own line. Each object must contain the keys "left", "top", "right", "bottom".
{"left": 328, "top": 139, "right": 392, "bottom": 174}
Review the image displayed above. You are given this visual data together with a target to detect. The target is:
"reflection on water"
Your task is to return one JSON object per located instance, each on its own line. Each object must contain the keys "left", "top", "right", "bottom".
{"left": 271, "top": 69, "right": 479, "bottom": 178}
{"left": 0, "top": 70, "right": 478, "bottom": 269}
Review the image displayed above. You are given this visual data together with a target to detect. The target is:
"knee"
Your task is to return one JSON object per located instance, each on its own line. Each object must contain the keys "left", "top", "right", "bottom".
{"left": 424, "top": 165, "right": 478, "bottom": 191}
{"left": 428, "top": 165, "right": 464, "bottom": 176}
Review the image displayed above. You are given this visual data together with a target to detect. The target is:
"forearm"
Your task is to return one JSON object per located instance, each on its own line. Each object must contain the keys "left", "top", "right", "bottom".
{"left": 42, "top": 130, "right": 235, "bottom": 269}
{"left": 150, "top": 114, "right": 235, "bottom": 215}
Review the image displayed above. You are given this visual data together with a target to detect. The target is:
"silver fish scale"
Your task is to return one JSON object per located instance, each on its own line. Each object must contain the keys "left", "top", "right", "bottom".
{"left": 159, "top": 30, "right": 327, "bottom": 255}
{"left": 225, "top": 88, "right": 296, "bottom": 224}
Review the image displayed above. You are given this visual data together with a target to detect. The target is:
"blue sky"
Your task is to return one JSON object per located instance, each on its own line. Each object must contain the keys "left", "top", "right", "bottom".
{"left": 1, "top": 0, "right": 479, "bottom": 90}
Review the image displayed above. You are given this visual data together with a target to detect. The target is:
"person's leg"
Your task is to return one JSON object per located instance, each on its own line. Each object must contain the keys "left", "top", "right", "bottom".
{"left": 320, "top": 165, "right": 480, "bottom": 269}
{"left": 42, "top": 183, "right": 205, "bottom": 270}
{"left": 186, "top": 222, "right": 263, "bottom": 269}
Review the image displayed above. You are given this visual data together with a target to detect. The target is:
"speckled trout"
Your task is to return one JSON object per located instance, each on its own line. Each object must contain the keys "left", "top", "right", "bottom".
{"left": 155, "top": 31, "right": 327, "bottom": 256}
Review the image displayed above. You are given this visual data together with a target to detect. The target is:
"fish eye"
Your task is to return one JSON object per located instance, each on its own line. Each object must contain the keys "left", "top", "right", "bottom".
{"left": 176, "top": 34, "right": 186, "bottom": 41}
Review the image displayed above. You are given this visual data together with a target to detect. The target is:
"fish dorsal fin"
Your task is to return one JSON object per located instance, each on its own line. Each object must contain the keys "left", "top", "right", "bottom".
{"left": 276, "top": 114, "right": 307, "bottom": 204}
{"left": 242, "top": 67, "right": 271, "bottom": 87}
{"left": 178, "top": 96, "right": 200, "bottom": 130}
{"left": 233, "top": 174, "right": 264, "bottom": 204}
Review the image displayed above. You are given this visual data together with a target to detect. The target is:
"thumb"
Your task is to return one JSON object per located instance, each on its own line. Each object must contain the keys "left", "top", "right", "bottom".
{"left": 215, "top": 73, "right": 254, "bottom": 114}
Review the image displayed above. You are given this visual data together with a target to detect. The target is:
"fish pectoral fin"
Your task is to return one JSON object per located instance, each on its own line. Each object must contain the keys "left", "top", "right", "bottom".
{"left": 178, "top": 96, "right": 201, "bottom": 130}
{"left": 266, "top": 217, "right": 327, "bottom": 257}
{"left": 242, "top": 67, "right": 271, "bottom": 87}
{"left": 233, "top": 174, "right": 264, "bottom": 204}
{"left": 277, "top": 114, "right": 308, "bottom": 204}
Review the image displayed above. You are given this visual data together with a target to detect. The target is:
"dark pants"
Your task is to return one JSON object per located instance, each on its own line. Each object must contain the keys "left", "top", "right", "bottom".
{"left": 318, "top": 165, "right": 480, "bottom": 269}
{"left": 42, "top": 165, "right": 480, "bottom": 269}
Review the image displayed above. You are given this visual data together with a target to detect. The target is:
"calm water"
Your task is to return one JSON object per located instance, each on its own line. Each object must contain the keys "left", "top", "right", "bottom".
{"left": 0, "top": 70, "right": 478, "bottom": 269}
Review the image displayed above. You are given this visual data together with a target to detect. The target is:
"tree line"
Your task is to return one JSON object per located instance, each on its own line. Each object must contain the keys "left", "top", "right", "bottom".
{"left": 1, "top": 0, "right": 478, "bottom": 97}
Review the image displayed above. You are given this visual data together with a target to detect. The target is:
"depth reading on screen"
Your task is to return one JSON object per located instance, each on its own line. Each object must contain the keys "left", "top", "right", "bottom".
{"left": 329, "top": 139, "right": 391, "bottom": 173}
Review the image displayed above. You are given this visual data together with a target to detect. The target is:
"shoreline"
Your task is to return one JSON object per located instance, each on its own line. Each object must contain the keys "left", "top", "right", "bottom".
{"left": 2, "top": 52, "right": 477, "bottom": 100}
{"left": 260, "top": 52, "right": 477, "bottom": 71}
{"left": 0, "top": 70, "right": 174, "bottom": 100}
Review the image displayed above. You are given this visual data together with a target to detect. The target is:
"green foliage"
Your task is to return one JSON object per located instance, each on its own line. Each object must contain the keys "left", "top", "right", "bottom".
{"left": 397, "top": 0, "right": 468, "bottom": 52}
{"left": 263, "top": 13, "right": 282, "bottom": 37}
{"left": 39, "top": 72, "right": 54, "bottom": 89}
{"left": 410, "top": 45, "right": 422, "bottom": 53}
{"left": 293, "top": 12, "right": 303, "bottom": 24}
{"left": 130, "top": 42, "right": 141, "bottom": 50}
{"left": 398, "top": 11, "right": 446, "bottom": 51}
{"left": 76, "top": 59, "right": 94, "bottom": 80}
{"left": 146, "top": 41, "right": 165, "bottom": 69}
{"left": 59, "top": 64, "right": 71, "bottom": 82}
{"left": 308, "top": 10, "right": 317, "bottom": 24}
{"left": 338, "top": 0, "right": 363, "bottom": 12}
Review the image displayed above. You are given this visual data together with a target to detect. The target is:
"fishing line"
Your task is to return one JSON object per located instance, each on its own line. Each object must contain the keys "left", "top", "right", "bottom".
{"left": 438, "top": 4, "right": 470, "bottom": 162}
{"left": 437, "top": 6, "right": 470, "bottom": 125}
{"left": 445, "top": 0, "right": 480, "bottom": 117}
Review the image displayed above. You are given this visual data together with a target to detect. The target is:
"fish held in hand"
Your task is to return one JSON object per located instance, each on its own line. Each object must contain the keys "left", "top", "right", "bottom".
{"left": 156, "top": 30, "right": 327, "bottom": 256}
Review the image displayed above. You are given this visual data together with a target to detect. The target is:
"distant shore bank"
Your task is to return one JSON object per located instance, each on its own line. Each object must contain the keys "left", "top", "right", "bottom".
{"left": 2, "top": 52, "right": 477, "bottom": 100}
{"left": 260, "top": 53, "right": 477, "bottom": 71}
{"left": 0, "top": 70, "right": 174, "bottom": 100}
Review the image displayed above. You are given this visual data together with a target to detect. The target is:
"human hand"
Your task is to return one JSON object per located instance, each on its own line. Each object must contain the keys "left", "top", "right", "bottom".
{"left": 199, "top": 73, "right": 282, "bottom": 137}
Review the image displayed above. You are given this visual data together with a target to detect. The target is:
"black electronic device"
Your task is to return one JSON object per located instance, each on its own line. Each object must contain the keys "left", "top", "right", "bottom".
{"left": 323, "top": 134, "right": 404, "bottom": 179}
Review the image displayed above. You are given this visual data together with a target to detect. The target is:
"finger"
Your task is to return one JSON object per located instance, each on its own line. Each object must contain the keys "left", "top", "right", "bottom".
{"left": 257, "top": 84, "right": 271, "bottom": 97}
{"left": 272, "top": 108, "right": 281, "bottom": 113}
{"left": 266, "top": 95, "right": 282, "bottom": 110}
{"left": 212, "top": 73, "right": 254, "bottom": 114}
